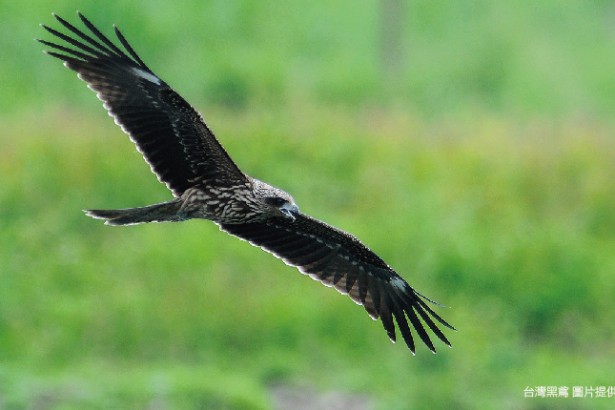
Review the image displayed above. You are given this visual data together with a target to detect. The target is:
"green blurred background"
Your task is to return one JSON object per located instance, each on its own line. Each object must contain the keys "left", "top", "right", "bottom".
{"left": 1, "top": 1, "right": 614, "bottom": 409}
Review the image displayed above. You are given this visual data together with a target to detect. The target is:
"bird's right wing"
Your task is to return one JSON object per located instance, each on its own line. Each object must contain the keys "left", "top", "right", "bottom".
{"left": 39, "top": 13, "right": 249, "bottom": 196}
{"left": 220, "top": 214, "right": 455, "bottom": 354}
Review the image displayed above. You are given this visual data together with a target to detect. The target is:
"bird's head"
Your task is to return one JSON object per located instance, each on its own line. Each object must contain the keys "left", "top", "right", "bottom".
{"left": 251, "top": 178, "right": 299, "bottom": 221}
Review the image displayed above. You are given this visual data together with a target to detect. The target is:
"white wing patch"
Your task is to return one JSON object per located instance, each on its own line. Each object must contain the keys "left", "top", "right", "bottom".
{"left": 131, "top": 67, "right": 161, "bottom": 84}
{"left": 389, "top": 276, "right": 407, "bottom": 291}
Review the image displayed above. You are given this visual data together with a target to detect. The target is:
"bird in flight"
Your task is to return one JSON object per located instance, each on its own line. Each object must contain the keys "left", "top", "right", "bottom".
{"left": 39, "top": 12, "right": 454, "bottom": 354}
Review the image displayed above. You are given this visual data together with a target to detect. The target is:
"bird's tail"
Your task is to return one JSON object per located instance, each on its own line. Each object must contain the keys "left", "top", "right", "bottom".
{"left": 84, "top": 200, "right": 184, "bottom": 226}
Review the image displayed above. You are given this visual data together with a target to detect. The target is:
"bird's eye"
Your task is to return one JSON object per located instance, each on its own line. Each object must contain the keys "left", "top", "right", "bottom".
{"left": 265, "top": 197, "right": 287, "bottom": 207}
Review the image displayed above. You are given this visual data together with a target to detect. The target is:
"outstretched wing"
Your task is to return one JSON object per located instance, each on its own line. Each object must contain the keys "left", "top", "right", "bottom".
{"left": 38, "top": 13, "right": 248, "bottom": 196}
{"left": 220, "top": 214, "right": 455, "bottom": 354}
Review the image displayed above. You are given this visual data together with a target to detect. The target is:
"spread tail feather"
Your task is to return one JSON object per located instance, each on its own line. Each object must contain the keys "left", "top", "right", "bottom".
{"left": 84, "top": 200, "right": 184, "bottom": 225}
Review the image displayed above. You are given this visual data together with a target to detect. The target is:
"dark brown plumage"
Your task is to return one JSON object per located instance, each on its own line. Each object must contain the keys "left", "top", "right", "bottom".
{"left": 39, "top": 12, "right": 455, "bottom": 354}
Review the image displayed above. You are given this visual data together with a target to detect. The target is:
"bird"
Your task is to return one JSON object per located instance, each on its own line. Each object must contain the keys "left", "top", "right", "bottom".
{"left": 39, "top": 12, "right": 455, "bottom": 354}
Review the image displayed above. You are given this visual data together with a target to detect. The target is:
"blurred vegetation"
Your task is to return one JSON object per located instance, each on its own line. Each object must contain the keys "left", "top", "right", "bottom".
{"left": 1, "top": 1, "right": 615, "bottom": 409}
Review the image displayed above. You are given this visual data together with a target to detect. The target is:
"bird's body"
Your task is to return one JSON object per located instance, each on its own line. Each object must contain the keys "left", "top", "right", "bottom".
{"left": 39, "top": 13, "right": 455, "bottom": 354}
{"left": 88, "top": 178, "right": 296, "bottom": 225}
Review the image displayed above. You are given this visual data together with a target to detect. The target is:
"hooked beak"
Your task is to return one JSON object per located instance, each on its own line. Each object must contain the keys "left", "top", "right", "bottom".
{"left": 280, "top": 203, "right": 300, "bottom": 221}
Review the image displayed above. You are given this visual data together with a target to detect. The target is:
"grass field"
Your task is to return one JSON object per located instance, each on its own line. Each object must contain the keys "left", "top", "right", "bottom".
{"left": 2, "top": 1, "right": 615, "bottom": 409}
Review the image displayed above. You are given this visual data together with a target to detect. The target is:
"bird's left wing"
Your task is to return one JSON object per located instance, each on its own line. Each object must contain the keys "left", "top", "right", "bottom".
{"left": 220, "top": 214, "right": 454, "bottom": 354}
{"left": 38, "top": 13, "right": 249, "bottom": 196}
